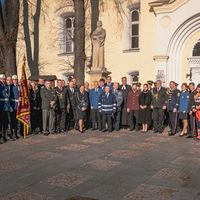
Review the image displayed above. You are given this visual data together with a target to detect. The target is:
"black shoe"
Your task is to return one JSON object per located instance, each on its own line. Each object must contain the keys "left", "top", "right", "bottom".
{"left": 79, "top": 130, "right": 84, "bottom": 133}
{"left": 186, "top": 135, "right": 193, "bottom": 138}
{"left": 61, "top": 130, "right": 66, "bottom": 133}
{"left": 168, "top": 132, "right": 175, "bottom": 136}
{"left": 129, "top": 128, "right": 134, "bottom": 131}
{"left": 135, "top": 128, "right": 139, "bottom": 132}
{"left": 159, "top": 131, "right": 163, "bottom": 134}
{"left": 102, "top": 129, "right": 107, "bottom": 132}
{"left": 115, "top": 129, "right": 120, "bottom": 131}
{"left": 109, "top": 130, "right": 112, "bottom": 133}
{"left": 154, "top": 130, "right": 159, "bottom": 133}
{"left": 43, "top": 132, "right": 48, "bottom": 136}
{"left": 91, "top": 128, "right": 96, "bottom": 131}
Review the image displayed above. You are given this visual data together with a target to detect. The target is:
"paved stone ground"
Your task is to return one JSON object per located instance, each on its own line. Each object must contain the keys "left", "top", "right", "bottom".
{"left": 1, "top": 128, "right": 200, "bottom": 200}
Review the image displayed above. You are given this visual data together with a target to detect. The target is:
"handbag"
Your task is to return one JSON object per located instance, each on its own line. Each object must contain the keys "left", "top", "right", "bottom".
{"left": 77, "top": 101, "right": 88, "bottom": 110}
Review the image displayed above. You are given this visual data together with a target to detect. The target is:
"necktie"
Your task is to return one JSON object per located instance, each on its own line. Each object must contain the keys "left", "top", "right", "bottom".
{"left": 60, "top": 87, "right": 62, "bottom": 91}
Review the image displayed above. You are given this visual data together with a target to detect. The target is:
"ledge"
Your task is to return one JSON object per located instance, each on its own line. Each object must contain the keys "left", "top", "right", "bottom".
{"left": 57, "top": 53, "right": 74, "bottom": 57}
{"left": 123, "top": 48, "right": 140, "bottom": 53}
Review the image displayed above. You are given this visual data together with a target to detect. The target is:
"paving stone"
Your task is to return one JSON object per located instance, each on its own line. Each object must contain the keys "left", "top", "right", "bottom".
{"left": 172, "top": 156, "right": 200, "bottom": 166}
{"left": 103, "top": 133, "right": 125, "bottom": 138}
{"left": 0, "top": 162, "right": 27, "bottom": 175}
{"left": 27, "top": 152, "right": 62, "bottom": 161}
{"left": 57, "top": 144, "right": 89, "bottom": 151}
{"left": 42, "top": 171, "right": 93, "bottom": 189}
{"left": 0, "top": 190, "right": 51, "bottom": 200}
{"left": 145, "top": 137, "right": 170, "bottom": 143}
{"left": 153, "top": 168, "right": 195, "bottom": 182}
{"left": 13, "top": 139, "right": 42, "bottom": 145}
{"left": 82, "top": 138, "right": 110, "bottom": 144}
{"left": 187, "top": 148, "right": 200, "bottom": 154}
{"left": 130, "top": 142, "right": 158, "bottom": 149}
{"left": 125, "top": 184, "right": 178, "bottom": 200}
{"left": 109, "top": 150, "right": 142, "bottom": 159}
{"left": 42, "top": 134, "right": 67, "bottom": 139}
{"left": 0, "top": 146, "right": 11, "bottom": 151}
{"left": 82, "top": 159, "right": 121, "bottom": 171}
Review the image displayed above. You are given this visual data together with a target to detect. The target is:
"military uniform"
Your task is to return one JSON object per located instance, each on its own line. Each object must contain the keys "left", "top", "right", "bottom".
{"left": 10, "top": 83, "right": 20, "bottom": 139}
{"left": 0, "top": 82, "right": 10, "bottom": 143}
{"left": 112, "top": 89, "right": 123, "bottom": 131}
{"left": 90, "top": 88, "right": 103, "bottom": 130}
{"left": 55, "top": 86, "right": 69, "bottom": 133}
{"left": 167, "top": 88, "right": 180, "bottom": 135}
{"left": 40, "top": 87, "right": 58, "bottom": 135}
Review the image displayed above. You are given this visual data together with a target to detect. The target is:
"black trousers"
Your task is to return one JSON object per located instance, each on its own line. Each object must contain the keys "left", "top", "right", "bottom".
{"left": 114, "top": 110, "right": 121, "bottom": 130}
{"left": 67, "top": 109, "right": 78, "bottom": 129}
{"left": 153, "top": 108, "right": 165, "bottom": 132}
{"left": 168, "top": 110, "right": 179, "bottom": 133}
{"left": 189, "top": 113, "right": 197, "bottom": 137}
{"left": 56, "top": 108, "right": 66, "bottom": 132}
{"left": 91, "top": 109, "right": 102, "bottom": 130}
{"left": 129, "top": 110, "right": 139, "bottom": 129}
{"left": 0, "top": 111, "right": 9, "bottom": 139}
{"left": 102, "top": 114, "right": 112, "bottom": 132}
{"left": 31, "top": 108, "right": 41, "bottom": 133}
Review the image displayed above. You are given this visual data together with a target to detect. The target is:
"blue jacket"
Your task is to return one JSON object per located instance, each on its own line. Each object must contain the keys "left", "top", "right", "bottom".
{"left": 0, "top": 83, "right": 10, "bottom": 111}
{"left": 89, "top": 88, "right": 103, "bottom": 109}
{"left": 104, "top": 83, "right": 113, "bottom": 91}
{"left": 10, "top": 84, "right": 20, "bottom": 110}
{"left": 112, "top": 89, "right": 123, "bottom": 111}
{"left": 98, "top": 92, "right": 117, "bottom": 114}
{"left": 178, "top": 91, "right": 190, "bottom": 112}
{"left": 167, "top": 89, "right": 180, "bottom": 111}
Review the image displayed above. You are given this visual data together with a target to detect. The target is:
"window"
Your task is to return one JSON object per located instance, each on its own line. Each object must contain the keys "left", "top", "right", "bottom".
{"left": 193, "top": 40, "right": 200, "bottom": 56}
{"left": 65, "top": 16, "right": 75, "bottom": 53}
{"left": 130, "top": 9, "right": 139, "bottom": 49}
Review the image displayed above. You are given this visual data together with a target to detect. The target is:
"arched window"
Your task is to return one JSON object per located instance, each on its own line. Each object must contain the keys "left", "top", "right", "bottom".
{"left": 193, "top": 40, "right": 200, "bottom": 56}
{"left": 131, "top": 9, "right": 139, "bottom": 49}
{"left": 65, "top": 16, "right": 75, "bottom": 53}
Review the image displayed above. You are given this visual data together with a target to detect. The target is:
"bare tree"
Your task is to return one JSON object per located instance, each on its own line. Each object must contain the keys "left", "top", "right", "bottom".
{"left": 0, "top": 0, "right": 20, "bottom": 76}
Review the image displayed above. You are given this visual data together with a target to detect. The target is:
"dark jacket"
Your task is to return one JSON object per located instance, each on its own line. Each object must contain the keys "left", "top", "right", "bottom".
{"left": 188, "top": 90, "right": 196, "bottom": 111}
{"left": 67, "top": 87, "right": 78, "bottom": 110}
{"left": 30, "top": 88, "right": 41, "bottom": 109}
{"left": 167, "top": 88, "right": 180, "bottom": 110}
{"left": 55, "top": 86, "right": 69, "bottom": 109}
{"left": 139, "top": 91, "right": 152, "bottom": 107}
{"left": 74, "top": 91, "right": 88, "bottom": 109}
{"left": 151, "top": 87, "right": 168, "bottom": 108}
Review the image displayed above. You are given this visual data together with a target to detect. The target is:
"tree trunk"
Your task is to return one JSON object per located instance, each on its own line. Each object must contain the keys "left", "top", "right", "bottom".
{"left": 0, "top": 0, "right": 19, "bottom": 76}
{"left": 73, "top": 0, "right": 86, "bottom": 86}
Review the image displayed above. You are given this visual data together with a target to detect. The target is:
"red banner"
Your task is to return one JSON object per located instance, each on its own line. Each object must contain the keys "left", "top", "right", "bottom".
{"left": 16, "top": 59, "right": 30, "bottom": 126}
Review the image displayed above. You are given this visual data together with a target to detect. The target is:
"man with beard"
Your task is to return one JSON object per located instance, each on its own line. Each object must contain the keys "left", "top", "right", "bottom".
{"left": 119, "top": 77, "right": 132, "bottom": 129}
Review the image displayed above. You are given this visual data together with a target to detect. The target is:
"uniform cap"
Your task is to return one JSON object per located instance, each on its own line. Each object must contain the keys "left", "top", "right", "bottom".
{"left": 12, "top": 75, "right": 18, "bottom": 80}
{"left": 147, "top": 80, "right": 154, "bottom": 85}
{"left": 197, "top": 84, "right": 200, "bottom": 88}
{"left": 175, "top": 82, "right": 179, "bottom": 86}
{"left": 136, "top": 82, "right": 141, "bottom": 87}
{"left": 0, "top": 74, "right": 6, "bottom": 79}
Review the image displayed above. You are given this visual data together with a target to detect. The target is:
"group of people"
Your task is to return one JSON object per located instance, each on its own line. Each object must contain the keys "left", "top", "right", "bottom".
{"left": 0, "top": 73, "right": 200, "bottom": 144}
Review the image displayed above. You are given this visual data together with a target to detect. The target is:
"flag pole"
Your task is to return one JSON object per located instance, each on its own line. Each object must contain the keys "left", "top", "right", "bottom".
{"left": 23, "top": 55, "right": 27, "bottom": 139}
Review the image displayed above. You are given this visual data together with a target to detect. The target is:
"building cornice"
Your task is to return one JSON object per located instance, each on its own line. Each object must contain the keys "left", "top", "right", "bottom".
{"left": 149, "top": 0, "right": 189, "bottom": 14}
{"left": 153, "top": 55, "right": 169, "bottom": 62}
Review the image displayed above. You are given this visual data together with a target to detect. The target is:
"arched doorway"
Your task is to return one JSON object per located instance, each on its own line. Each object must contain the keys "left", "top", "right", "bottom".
{"left": 187, "top": 39, "right": 200, "bottom": 86}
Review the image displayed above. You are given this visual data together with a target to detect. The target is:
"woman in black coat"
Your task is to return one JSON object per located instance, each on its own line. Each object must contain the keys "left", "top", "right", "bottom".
{"left": 74, "top": 85, "right": 88, "bottom": 133}
{"left": 138, "top": 84, "right": 152, "bottom": 132}
{"left": 29, "top": 81, "right": 42, "bottom": 134}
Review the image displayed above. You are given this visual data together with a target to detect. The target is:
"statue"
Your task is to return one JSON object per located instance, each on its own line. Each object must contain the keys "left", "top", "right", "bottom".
{"left": 91, "top": 20, "right": 106, "bottom": 70}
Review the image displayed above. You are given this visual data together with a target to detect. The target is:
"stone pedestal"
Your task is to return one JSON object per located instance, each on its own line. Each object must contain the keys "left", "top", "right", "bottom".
{"left": 87, "top": 68, "right": 111, "bottom": 87}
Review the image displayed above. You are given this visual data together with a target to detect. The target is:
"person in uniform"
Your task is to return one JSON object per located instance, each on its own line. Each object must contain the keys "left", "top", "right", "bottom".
{"left": 127, "top": 83, "right": 140, "bottom": 131}
{"left": 167, "top": 81, "right": 180, "bottom": 136}
{"left": 112, "top": 82, "right": 123, "bottom": 131}
{"left": 67, "top": 81, "right": 78, "bottom": 130}
{"left": 187, "top": 82, "right": 197, "bottom": 138}
{"left": 151, "top": 80, "right": 168, "bottom": 133}
{"left": 178, "top": 83, "right": 190, "bottom": 137}
{"left": 55, "top": 79, "right": 69, "bottom": 133}
{"left": 40, "top": 80, "right": 57, "bottom": 135}
{"left": 0, "top": 74, "right": 10, "bottom": 143}
{"left": 71, "top": 78, "right": 78, "bottom": 90}
{"left": 104, "top": 76, "right": 113, "bottom": 91}
{"left": 138, "top": 84, "right": 152, "bottom": 133}
{"left": 136, "top": 82, "right": 142, "bottom": 92}
{"left": 147, "top": 80, "right": 154, "bottom": 91}
{"left": 99, "top": 78, "right": 105, "bottom": 90}
{"left": 119, "top": 77, "right": 132, "bottom": 129}
{"left": 192, "top": 84, "right": 200, "bottom": 139}
{"left": 90, "top": 81, "right": 103, "bottom": 131}
{"left": 29, "top": 81, "right": 42, "bottom": 134}
{"left": 75, "top": 85, "right": 88, "bottom": 133}
{"left": 84, "top": 82, "right": 90, "bottom": 130}
{"left": 98, "top": 86, "right": 117, "bottom": 132}
{"left": 10, "top": 75, "right": 20, "bottom": 140}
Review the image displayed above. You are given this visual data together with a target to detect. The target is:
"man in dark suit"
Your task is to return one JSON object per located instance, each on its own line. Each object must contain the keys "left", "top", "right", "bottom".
{"left": 55, "top": 79, "right": 69, "bottom": 133}
{"left": 104, "top": 76, "right": 113, "bottom": 90}
{"left": 84, "top": 82, "right": 90, "bottom": 129}
{"left": 151, "top": 80, "right": 168, "bottom": 133}
{"left": 67, "top": 81, "right": 78, "bottom": 130}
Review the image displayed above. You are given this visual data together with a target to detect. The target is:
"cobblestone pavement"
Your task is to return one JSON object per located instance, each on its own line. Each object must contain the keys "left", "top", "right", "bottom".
{"left": 1, "top": 128, "right": 200, "bottom": 200}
